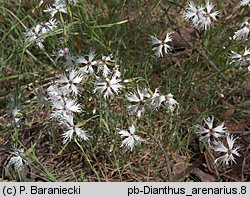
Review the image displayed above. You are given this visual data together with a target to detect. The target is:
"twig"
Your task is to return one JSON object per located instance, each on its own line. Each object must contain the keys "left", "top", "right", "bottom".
{"left": 149, "top": 134, "right": 172, "bottom": 181}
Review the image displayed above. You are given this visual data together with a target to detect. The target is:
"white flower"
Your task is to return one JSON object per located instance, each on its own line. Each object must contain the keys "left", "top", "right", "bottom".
{"left": 213, "top": 134, "right": 240, "bottom": 165}
{"left": 233, "top": 21, "right": 249, "bottom": 40}
{"left": 126, "top": 87, "right": 177, "bottom": 116}
{"left": 44, "top": 0, "right": 67, "bottom": 17}
{"left": 165, "top": 93, "right": 178, "bottom": 112}
{"left": 24, "top": 24, "right": 45, "bottom": 49}
{"left": 51, "top": 98, "right": 82, "bottom": 118}
{"left": 56, "top": 48, "right": 69, "bottom": 59}
{"left": 7, "top": 107, "right": 22, "bottom": 127}
{"left": 228, "top": 47, "right": 250, "bottom": 67}
{"left": 151, "top": 33, "right": 172, "bottom": 58}
{"left": 24, "top": 19, "right": 59, "bottom": 49}
{"left": 93, "top": 75, "right": 123, "bottom": 100}
{"left": 113, "top": 64, "right": 121, "bottom": 79}
{"left": 6, "top": 148, "right": 26, "bottom": 180}
{"left": 57, "top": 69, "right": 83, "bottom": 95}
{"left": 151, "top": 92, "right": 178, "bottom": 112}
{"left": 183, "top": 1, "right": 204, "bottom": 27}
{"left": 7, "top": 95, "right": 22, "bottom": 127}
{"left": 42, "top": 18, "right": 59, "bottom": 33}
{"left": 77, "top": 50, "right": 97, "bottom": 74}
{"left": 8, "top": 156, "right": 24, "bottom": 170}
{"left": 150, "top": 88, "right": 161, "bottom": 107}
{"left": 126, "top": 87, "right": 151, "bottom": 118}
{"left": 55, "top": 47, "right": 76, "bottom": 66}
{"left": 44, "top": 6, "right": 58, "bottom": 17}
{"left": 198, "top": 1, "right": 220, "bottom": 30}
{"left": 97, "top": 54, "right": 113, "bottom": 77}
{"left": 196, "top": 116, "right": 228, "bottom": 143}
{"left": 47, "top": 85, "right": 70, "bottom": 103}
{"left": 183, "top": 1, "right": 219, "bottom": 30}
{"left": 240, "top": 0, "right": 250, "bottom": 6}
{"left": 60, "top": 114, "right": 89, "bottom": 144}
{"left": 118, "top": 124, "right": 145, "bottom": 151}
{"left": 24, "top": 24, "right": 42, "bottom": 41}
{"left": 12, "top": 108, "right": 21, "bottom": 123}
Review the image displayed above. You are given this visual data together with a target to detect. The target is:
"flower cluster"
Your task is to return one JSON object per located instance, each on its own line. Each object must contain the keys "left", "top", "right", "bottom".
{"left": 46, "top": 69, "right": 88, "bottom": 143}
{"left": 197, "top": 116, "right": 240, "bottom": 166}
{"left": 22, "top": 0, "right": 180, "bottom": 150}
{"left": 114, "top": 31, "right": 177, "bottom": 150}
{"left": 24, "top": 0, "right": 79, "bottom": 49}
{"left": 76, "top": 51, "right": 117, "bottom": 77}
{"left": 117, "top": 86, "right": 178, "bottom": 151}
{"left": 4, "top": 0, "right": 249, "bottom": 183}
{"left": 183, "top": 1, "right": 220, "bottom": 30}
{"left": 70, "top": 50, "right": 124, "bottom": 100}
{"left": 229, "top": 17, "right": 250, "bottom": 71}
{"left": 43, "top": 47, "right": 125, "bottom": 143}
{"left": 24, "top": 19, "right": 60, "bottom": 49}
{"left": 126, "top": 87, "right": 178, "bottom": 118}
